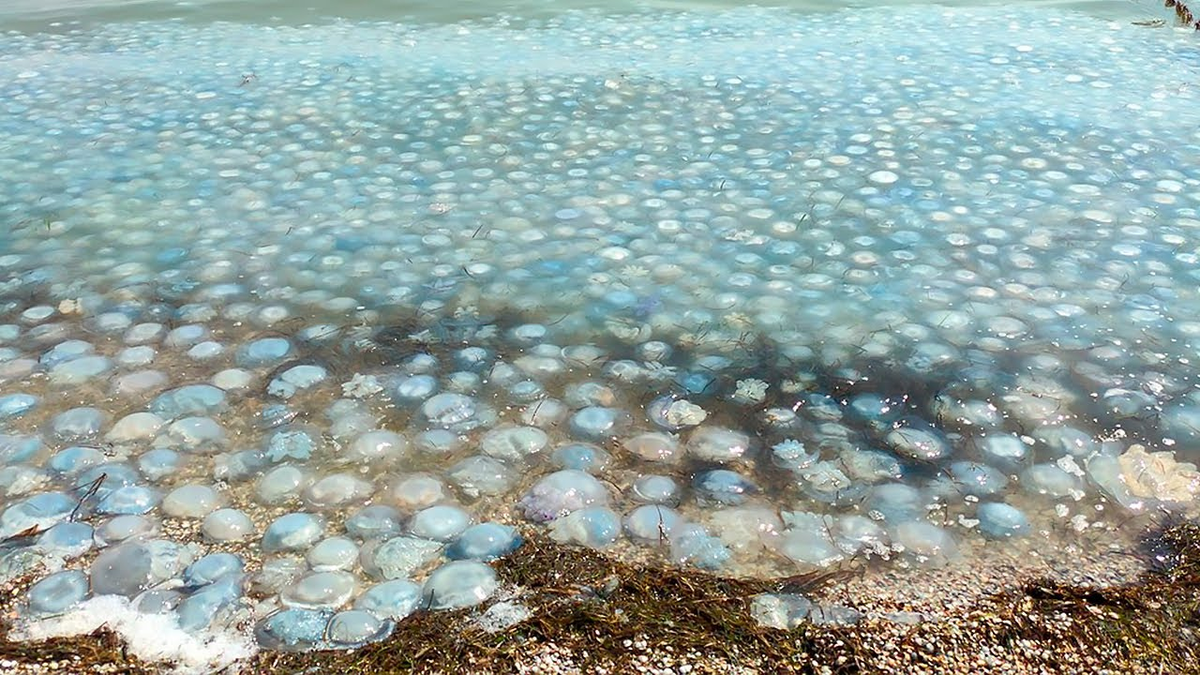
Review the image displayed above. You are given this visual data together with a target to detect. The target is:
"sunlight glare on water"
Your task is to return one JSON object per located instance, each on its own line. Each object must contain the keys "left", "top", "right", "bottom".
{"left": 0, "top": 0, "right": 1166, "bottom": 27}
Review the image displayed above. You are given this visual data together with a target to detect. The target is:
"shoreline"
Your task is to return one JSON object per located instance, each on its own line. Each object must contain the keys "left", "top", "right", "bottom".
{"left": 2, "top": 518, "right": 1193, "bottom": 674}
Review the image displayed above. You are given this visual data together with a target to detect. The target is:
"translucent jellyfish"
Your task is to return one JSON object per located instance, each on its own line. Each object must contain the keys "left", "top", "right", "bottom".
{"left": 256, "top": 466, "right": 311, "bottom": 506}
{"left": 25, "top": 570, "right": 89, "bottom": 617}
{"left": 361, "top": 536, "right": 443, "bottom": 581}
{"left": 201, "top": 508, "right": 255, "bottom": 542}
{"left": 446, "top": 523, "right": 522, "bottom": 561}
{"left": 303, "top": 474, "right": 372, "bottom": 514}
{"left": 354, "top": 580, "right": 422, "bottom": 621}
{"left": 550, "top": 443, "right": 612, "bottom": 473}
{"left": 345, "top": 505, "right": 404, "bottom": 541}
{"left": 282, "top": 571, "right": 357, "bottom": 609}
{"left": 408, "top": 505, "right": 472, "bottom": 542}
{"left": 549, "top": 506, "right": 621, "bottom": 549}
{"left": 775, "top": 512, "right": 844, "bottom": 568}
{"left": 421, "top": 561, "right": 498, "bottom": 610}
{"left": 421, "top": 392, "right": 491, "bottom": 431}
{"left": 687, "top": 426, "right": 753, "bottom": 463}
{"left": 250, "top": 557, "right": 306, "bottom": 598}
{"left": 976, "top": 502, "right": 1031, "bottom": 540}
{"left": 568, "top": 406, "right": 629, "bottom": 442}
{"left": 0, "top": 492, "right": 75, "bottom": 540}
{"left": 150, "top": 384, "right": 227, "bottom": 419}
{"left": 177, "top": 576, "right": 243, "bottom": 631}
{"left": 183, "top": 553, "right": 245, "bottom": 588}
{"left": 51, "top": 407, "right": 108, "bottom": 442}
{"left": 892, "top": 521, "right": 959, "bottom": 566}
{"left": 519, "top": 470, "right": 610, "bottom": 522}
{"left": 328, "top": 610, "right": 393, "bottom": 647}
{"left": 943, "top": 461, "right": 1009, "bottom": 497}
{"left": 256, "top": 608, "right": 334, "bottom": 651}
{"left": 630, "top": 475, "right": 681, "bottom": 505}
{"left": 268, "top": 364, "right": 328, "bottom": 399}
{"left": 345, "top": 430, "right": 409, "bottom": 464}
{"left": 95, "top": 485, "right": 161, "bottom": 516}
{"left": 47, "top": 447, "right": 106, "bottom": 478}
{"left": 448, "top": 456, "right": 515, "bottom": 498}
{"left": 695, "top": 468, "right": 758, "bottom": 506}
{"left": 262, "top": 513, "right": 325, "bottom": 553}
{"left": 669, "top": 523, "right": 732, "bottom": 570}
{"left": 624, "top": 505, "right": 683, "bottom": 545}
{"left": 479, "top": 426, "right": 550, "bottom": 463}
{"left": 622, "top": 432, "right": 682, "bottom": 463}
{"left": 106, "top": 412, "right": 166, "bottom": 444}
{"left": 163, "top": 484, "right": 226, "bottom": 518}
{"left": 265, "top": 426, "right": 321, "bottom": 463}
{"left": 884, "top": 420, "right": 951, "bottom": 462}
{"left": 36, "top": 521, "right": 94, "bottom": 560}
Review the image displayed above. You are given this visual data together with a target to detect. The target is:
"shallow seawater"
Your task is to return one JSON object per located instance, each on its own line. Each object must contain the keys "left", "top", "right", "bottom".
{"left": 2, "top": 0, "right": 1200, "bottom": 667}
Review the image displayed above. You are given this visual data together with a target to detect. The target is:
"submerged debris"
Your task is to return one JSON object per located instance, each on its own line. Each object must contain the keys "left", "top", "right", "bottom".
{"left": 1165, "top": 0, "right": 1200, "bottom": 29}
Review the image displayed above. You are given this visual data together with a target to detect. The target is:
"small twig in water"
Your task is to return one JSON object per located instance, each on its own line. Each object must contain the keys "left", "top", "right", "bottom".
{"left": 71, "top": 473, "right": 107, "bottom": 521}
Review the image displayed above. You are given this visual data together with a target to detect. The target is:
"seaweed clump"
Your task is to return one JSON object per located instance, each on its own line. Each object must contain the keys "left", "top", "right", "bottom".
{"left": 259, "top": 521, "right": 1200, "bottom": 674}
{"left": 3, "top": 521, "right": 1200, "bottom": 673}
{"left": 0, "top": 609, "right": 155, "bottom": 674}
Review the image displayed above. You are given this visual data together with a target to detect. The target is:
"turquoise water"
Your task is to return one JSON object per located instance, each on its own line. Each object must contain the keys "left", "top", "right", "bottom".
{"left": 2, "top": 0, "right": 1200, "bottom": 666}
{"left": 0, "top": 0, "right": 1166, "bottom": 27}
